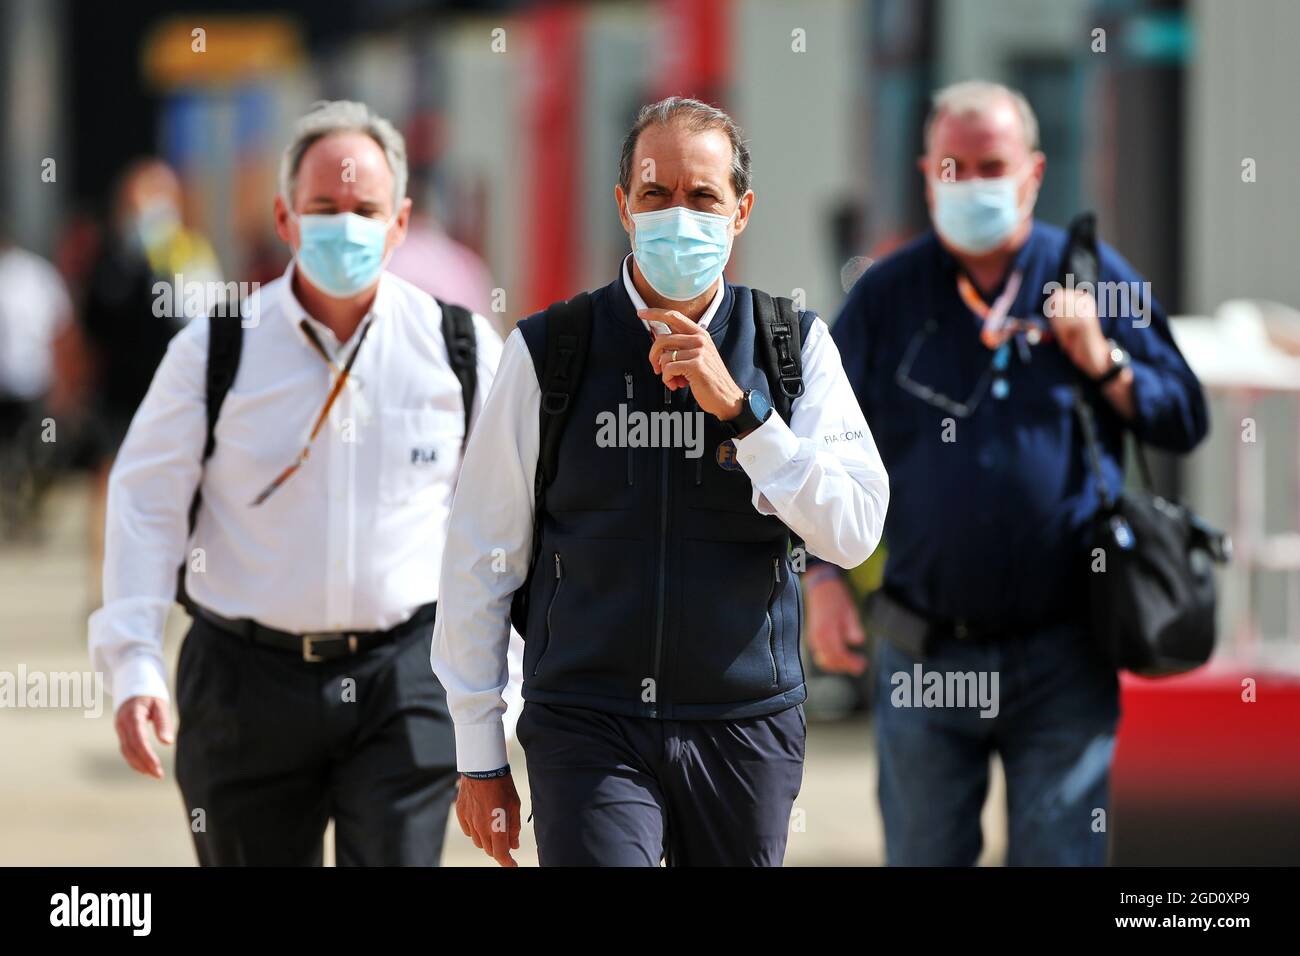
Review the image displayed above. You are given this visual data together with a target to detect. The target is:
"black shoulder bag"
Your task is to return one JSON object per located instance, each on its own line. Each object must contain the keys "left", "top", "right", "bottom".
{"left": 1063, "top": 213, "right": 1231, "bottom": 676}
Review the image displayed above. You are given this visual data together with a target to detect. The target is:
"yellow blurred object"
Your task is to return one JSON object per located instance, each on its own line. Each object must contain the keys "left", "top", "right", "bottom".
{"left": 847, "top": 544, "right": 886, "bottom": 601}
{"left": 141, "top": 17, "right": 303, "bottom": 89}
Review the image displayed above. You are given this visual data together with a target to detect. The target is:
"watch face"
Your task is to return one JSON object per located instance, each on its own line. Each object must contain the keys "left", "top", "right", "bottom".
{"left": 749, "top": 389, "right": 772, "bottom": 422}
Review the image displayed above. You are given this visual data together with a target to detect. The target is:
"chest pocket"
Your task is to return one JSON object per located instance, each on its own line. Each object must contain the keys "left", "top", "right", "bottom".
{"left": 379, "top": 407, "right": 462, "bottom": 506}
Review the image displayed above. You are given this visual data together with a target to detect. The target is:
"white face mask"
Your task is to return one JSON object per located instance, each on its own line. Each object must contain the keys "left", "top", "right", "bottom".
{"left": 930, "top": 163, "right": 1036, "bottom": 255}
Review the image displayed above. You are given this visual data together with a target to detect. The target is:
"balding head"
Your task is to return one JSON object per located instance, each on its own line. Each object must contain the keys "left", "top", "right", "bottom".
{"left": 924, "top": 81, "right": 1039, "bottom": 156}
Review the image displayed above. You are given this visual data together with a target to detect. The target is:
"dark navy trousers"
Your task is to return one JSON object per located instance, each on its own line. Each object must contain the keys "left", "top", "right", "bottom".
{"left": 517, "top": 701, "right": 806, "bottom": 866}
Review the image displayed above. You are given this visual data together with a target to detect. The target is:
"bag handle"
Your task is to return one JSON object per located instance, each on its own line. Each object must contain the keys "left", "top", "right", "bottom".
{"left": 1059, "top": 213, "right": 1156, "bottom": 506}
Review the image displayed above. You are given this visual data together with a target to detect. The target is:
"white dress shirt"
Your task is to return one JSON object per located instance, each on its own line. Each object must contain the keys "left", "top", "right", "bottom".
{"left": 432, "top": 257, "right": 890, "bottom": 772}
{"left": 89, "top": 265, "right": 505, "bottom": 712}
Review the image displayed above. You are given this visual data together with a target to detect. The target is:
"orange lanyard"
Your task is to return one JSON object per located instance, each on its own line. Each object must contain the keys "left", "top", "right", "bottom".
{"left": 249, "top": 318, "right": 373, "bottom": 507}
{"left": 956, "top": 270, "right": 1054, "bottom": 351}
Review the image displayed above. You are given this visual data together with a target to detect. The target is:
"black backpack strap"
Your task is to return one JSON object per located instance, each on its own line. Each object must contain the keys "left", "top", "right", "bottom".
{"left": 436, "top": 299, "right": 478, "bottom": 451}
{"left": 189, "top": 305, "right": 244, "bottom": 531}
{"left": 751, "top": 288, "right": 806, "bottom": 423}
{"left": 508, "top": 291, "right": 593, "bottom": 636}
{"left": 178, "top": 303, "right": 244, "bottom": 606}
{"left": 750, "top": 288, "right": 811, "bottom": 562}
{"left": 536, "top": 291, "right": 593, "bottom": 489}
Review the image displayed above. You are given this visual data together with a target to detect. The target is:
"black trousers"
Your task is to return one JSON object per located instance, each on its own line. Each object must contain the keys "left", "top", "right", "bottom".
{"left": 517, "top": 701, "right": 806, "bottom": 866}
{"left": 174, "top": 611, "right": 457, "bottom": 866}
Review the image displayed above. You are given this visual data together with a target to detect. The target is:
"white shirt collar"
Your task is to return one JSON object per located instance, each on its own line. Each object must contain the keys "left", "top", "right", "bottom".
{"left": 277, "top": 261, "right": 392, "bottom": 352}
{"left": 621, "top": 254, "right": 725, "bottom": 332}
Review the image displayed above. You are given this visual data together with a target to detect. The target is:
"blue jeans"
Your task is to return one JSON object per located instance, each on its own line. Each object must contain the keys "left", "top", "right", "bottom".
{"left": 874, "top": 619, "right": 1120, "bottom": 866}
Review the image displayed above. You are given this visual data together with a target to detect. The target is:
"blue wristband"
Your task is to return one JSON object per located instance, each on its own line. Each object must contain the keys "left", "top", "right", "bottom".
{"left": 803, "top": 564, "right": 842, "bottom": 588}
{"left": 461, "top": 765, "right": 510, "bottom": 780}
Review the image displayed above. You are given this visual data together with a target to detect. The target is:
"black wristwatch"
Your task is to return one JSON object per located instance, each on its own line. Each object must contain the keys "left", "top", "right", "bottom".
{"left": 1092, "top": 338, "right": 1130, "bottom": 386}
{"left": 723, "top": 388, "right": 773, "bottom": 437}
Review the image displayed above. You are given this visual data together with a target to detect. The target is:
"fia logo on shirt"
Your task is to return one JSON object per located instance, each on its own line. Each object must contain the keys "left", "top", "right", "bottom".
{"left": 410, "top": 446, "right": 438, "bottom": 465}
{"left": 716, "top": 439, "right": 742, "bottom": 472}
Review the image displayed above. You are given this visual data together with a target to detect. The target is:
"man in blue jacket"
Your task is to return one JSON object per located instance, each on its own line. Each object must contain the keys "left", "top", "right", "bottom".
{"left": 804, "top": 80, "right": 1208, "bottom": 866}
{"left": 432, "top": 97, "right": 889, "bottom": 866}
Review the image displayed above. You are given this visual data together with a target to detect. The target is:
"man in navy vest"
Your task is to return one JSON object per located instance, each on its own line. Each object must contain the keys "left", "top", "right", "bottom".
{"left": 432, "top": 97, "right": 890, "bottom": 866}
{"left": 805, "top": 81, "right": 1208, "bottom": 865}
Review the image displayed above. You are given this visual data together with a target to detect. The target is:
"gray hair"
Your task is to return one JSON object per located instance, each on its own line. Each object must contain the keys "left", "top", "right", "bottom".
{"left": 923, "top": 80, "right": 1040, "bottom": 153}
{"left": 279, "top": 100, "right": 408, "bottom": 209}
{"left": 619, "top": 96, "right": 752, "bottom": 198}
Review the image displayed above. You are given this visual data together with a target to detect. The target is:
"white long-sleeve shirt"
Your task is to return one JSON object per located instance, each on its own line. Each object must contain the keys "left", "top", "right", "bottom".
{"left": 432, "top": 258, "right": 890, "bottom": 772}
{"left": 89, "top": 265, "right": 504, "bottom": 712}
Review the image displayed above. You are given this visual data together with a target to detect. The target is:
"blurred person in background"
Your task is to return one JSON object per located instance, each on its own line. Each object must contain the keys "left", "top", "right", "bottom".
{"left": 88, "top": 100, "right": 503, "bottom": 865}
{"left": 0, "top": 227, "right": 72, "bottom": 538}
{"left": 805, "top": 80, "right": 1208, "bottom": 865}
{"left": 388, "top": 167, "right": 496, "bottom": 324}
{"left": 434, "top": 97, "right": 889, "bottom": 867}
{"left": 77, "top": 159, "right": 221, "bottom": 590}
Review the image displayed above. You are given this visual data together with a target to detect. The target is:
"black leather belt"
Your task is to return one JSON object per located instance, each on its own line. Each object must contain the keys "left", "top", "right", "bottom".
{"left": 192, "top": 601, "right": 438, "bottom": 662}
{"left": 867, "top": 588, "right": 1053, "bottom": 657}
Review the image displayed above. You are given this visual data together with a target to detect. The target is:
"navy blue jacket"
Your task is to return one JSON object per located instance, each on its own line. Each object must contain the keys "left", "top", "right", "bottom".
{"left": 516, "top": 275, "right": 814, "bottom": 719}
{"left": 832, "top": 221, "right": 1208, "bottom": 629}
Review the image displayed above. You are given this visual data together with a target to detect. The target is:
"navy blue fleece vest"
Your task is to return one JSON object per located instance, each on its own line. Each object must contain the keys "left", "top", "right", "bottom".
{"left": 516, "top": 275, "right": 814, "bottom": 720}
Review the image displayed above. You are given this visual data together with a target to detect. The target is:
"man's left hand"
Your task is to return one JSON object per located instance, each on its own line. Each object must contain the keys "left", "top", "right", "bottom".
{"left": 1045, "top": 287, "right": 1112, "bottom": 378}
{"left": 641, "top": 308, "right": 745, "bottom": 421}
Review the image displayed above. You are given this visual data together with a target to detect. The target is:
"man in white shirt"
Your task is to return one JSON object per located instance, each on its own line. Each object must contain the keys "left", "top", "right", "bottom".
{"left": 88, "top": 101, "right": 503, "bottom": 866}
{"left": 432, "top": 97, "right": 890, "bottom": 866}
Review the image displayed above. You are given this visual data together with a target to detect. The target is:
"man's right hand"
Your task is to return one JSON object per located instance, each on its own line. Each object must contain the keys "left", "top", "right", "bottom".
{"left": 805, "top": 572, "right": 868, "bottom": 675}
{"left": 114, "top": 695, "right": 174, "bottom": 779}
{"left": 456, "top": 773, "right": 522, "bottom": 867}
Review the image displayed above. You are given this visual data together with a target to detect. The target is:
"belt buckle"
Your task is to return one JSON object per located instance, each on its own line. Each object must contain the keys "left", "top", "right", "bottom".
{"left": 301, "top": 633, "right": 358, "bottom": 662}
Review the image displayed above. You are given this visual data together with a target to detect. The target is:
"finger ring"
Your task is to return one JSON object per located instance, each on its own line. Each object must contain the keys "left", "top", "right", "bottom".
{"left": 671, "top": 349, "right": 678, "bottom": 363}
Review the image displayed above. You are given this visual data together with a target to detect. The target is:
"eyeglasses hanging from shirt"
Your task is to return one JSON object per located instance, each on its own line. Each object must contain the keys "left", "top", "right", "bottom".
{"left": 250, "top": 318, "right": 374, "bottom": 506}
{"left": 895, "top": 269, "right": 1056, "bottom": 417}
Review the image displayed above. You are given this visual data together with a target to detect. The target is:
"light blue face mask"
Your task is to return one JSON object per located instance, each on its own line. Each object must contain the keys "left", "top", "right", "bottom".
{"left": 930, "top": 166, "right": 1035, "bottom": 255}
{"left": 629, "top": 204, "right": 737, "bottom": 301}
{"left": 293, "top": 211, "right": 393, "bottom": 298}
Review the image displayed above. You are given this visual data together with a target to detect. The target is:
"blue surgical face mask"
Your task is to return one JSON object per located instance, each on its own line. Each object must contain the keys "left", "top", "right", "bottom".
{"left": 292, "top": 211, "right": 393, "bottom": 298}
{"left": 930, "top": 165, "right": 1035, "bottom": 255}
{"left": 629, "top": 203, "right": 737, "bottom": 301}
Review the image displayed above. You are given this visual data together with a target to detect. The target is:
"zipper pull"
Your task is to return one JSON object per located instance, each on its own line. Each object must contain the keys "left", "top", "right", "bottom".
{"left": 773, "top": 557, "right": 782, "bottom": 583}
{"left": 624, "top": 372, "right": 633, "bottom": 401}
{"left": 554, "top": 553, "right": 562, "bottom": 578}
{"left": 663, "top": 383, "right": 671, "bottom": 407}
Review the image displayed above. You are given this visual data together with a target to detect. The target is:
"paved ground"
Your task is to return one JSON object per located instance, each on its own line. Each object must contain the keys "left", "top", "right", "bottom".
{"left": 0, "top": 479, "right": 1008, "bottom": 866}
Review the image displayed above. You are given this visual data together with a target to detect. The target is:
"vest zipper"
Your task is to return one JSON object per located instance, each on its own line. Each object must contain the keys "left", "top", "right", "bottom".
{"left": 651, "top": 383, "right": 672, "bottom": 717}
{"left": 624, "top": 372, "right": 634, "bottom": 486}
{"left": 765, "top": 556, "right": 782, "bottom": 686}
{"left": 532, "top": 552, "right": 563, "bottom": 677}
{"left": 690, "top": 392, "right": 703, "bottom": 485}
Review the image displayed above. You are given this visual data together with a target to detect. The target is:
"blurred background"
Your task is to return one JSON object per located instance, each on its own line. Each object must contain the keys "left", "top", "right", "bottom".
{"left": 1, "top": 0, "right": 1298, "bottom": 866}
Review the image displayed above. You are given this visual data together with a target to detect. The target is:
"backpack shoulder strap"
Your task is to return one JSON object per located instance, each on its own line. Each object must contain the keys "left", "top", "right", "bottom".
{"left": 751, "top": 288, "right": 807, "bottom": 423}
{"left": 507, "top": 291, "right": 593, "bottom": 636}
{"left": 189, "top": 304, "right": 244, "bottom": 532}
{"left": 535, "top": 291, "right": 593, "bottom": 490}
{"left": 436, "top": 299, "right": 478, "bottom": 451}
{"left": 179, "top": 302, "right": 243, "bottom": 607}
